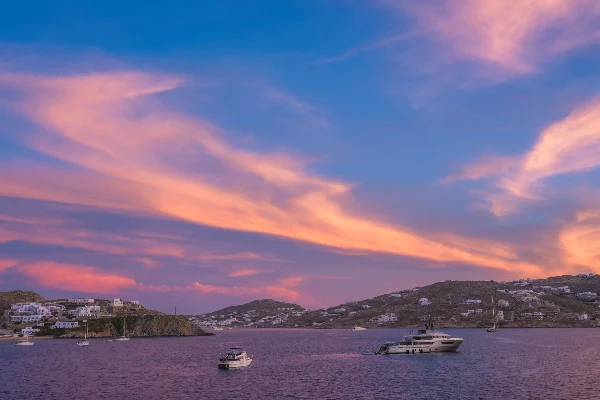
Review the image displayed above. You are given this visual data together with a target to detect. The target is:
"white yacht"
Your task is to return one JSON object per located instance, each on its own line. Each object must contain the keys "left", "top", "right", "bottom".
{"left": 218, "top": 347, "right": 253, "bottom": 369}
{"left": 15, "top": 336, "right": 34, "bottom": 346}
{"left": 376, "top": 321, "right": 463, "bottom": 354}
{"left": 77, "top": 321, "right": 90, "bottom": 346}
{"left": 351, "top": 326, "right": 367, "bottom": 331}
{"left": 213, "top": 327, "right": 223, "bottom": 331}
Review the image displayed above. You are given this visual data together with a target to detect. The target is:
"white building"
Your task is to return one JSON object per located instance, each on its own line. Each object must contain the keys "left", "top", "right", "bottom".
{"left": 361, "top": 304, "right": 372, "bottom": 309}
{"left": 111, "top": 298, "right": 124, "bottom": 307}
{"left": 389, "top": 293, "right": 403, "bottom": 298}
{"left": 376, "top": 313, "right": 398, "bottom": 324}
{"left": 576, "top": 292, "right": 598, "bottom": 301}
{"left": 21, "top": 327, "right": 41, "bottom": 336}
{"left": 460, "top": 312, "right": 471, "bottom": 317}
{"left": 74, "top": 305, "right": 101, "bottom": 317}
{"left": 465, "top": 299, "right": 482, "bottom": 304}
{"left": 475, "top": 309, "right": 483, "bottom": 314}
{"left": 52, "top": 321, "right": 79, "bottom": 329}
{"left": 419, "top": 298, "right": 432, "bottom": 306}
{"left": 497, "top": 299, "right": 510, "bottom": 308}
{"left": 466, "top": 309, "right": 475, "bottom": 314}
{"left": 579, "top": 313, "right": 589, "bottom": 320}
{"left": 68, "top": 298, "right": 94, "bottom": 305}
{"left": 333, "top": 308, "right": 346, "bottom": 313}
{"left": 496, "top": 311, "right": 505, "bottom": 321}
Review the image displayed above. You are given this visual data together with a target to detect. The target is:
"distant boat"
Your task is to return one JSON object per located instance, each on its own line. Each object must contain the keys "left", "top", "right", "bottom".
{"left": 218, "top": 347, "right": 253, "bottom": 369}
{"left": 486, "top": 296, "right": 500, "bottom": 333}
{"left": 115, "top": 317, "right": 131, "bottom": 341}
{"left": 15, "top": 336, "right": 34, "bottom": 346}
{"left": 77, "top": 321, "right": 90, "bottom": 346}
{"left": 213, "top": 327, "right": 223, "bottom": 331}
{"left": 351, "top": 326, "right": 367, "bottom": 331}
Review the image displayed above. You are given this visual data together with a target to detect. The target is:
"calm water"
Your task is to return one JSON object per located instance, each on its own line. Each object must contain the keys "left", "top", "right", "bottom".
{"left": 1, "top": 328, "right": 598, "bottom": 399}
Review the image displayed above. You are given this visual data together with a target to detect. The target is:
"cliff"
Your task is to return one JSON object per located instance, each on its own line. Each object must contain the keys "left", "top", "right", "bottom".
{"left": 43, "top": 315, "right": 213, "bottom": 338}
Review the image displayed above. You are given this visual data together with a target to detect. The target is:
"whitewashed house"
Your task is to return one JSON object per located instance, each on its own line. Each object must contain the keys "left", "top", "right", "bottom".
{"left": 419, "top": 298, "right": 432, "bottom": 306}
{"left": 497, "top": 299, "right": 510, "bottom": 308}
{"left": 52, "top": 321, "right": 79, "bottom": 329}
{"left": 68, "top": 298, "right": 94, "bottom": 305}
{"left": 465, "top": 299, "right": 482, "bottom": 304}
{"left": 361, "top": 305, "right": 372, "bottom": 309}
{"left": 475, "top": 309, "right": 483, "bottom": 314}
{"left": 21, "top": 327, "right": 41, "bottom": 336}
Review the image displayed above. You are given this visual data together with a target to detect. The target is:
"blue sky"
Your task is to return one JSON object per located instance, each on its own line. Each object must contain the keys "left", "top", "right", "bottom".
{"left": 1, "top": 0, "right": 600, "bottom": 313}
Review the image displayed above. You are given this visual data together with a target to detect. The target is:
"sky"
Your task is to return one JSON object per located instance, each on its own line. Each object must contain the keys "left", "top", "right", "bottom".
{"left": 1, "top": 0, "right": 600, "bottom": 313}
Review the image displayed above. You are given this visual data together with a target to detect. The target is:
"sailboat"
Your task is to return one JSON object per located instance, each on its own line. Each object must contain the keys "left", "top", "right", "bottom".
{"left": 15, "top": 335, "right": 35, "bottom": 346}
{"left": 77, "top": 320, "right": 90, "bottom": 346}
{"left": 115, "top": 317, "right": 130, "bottom": 341}
{"left": 486, "top": 296, "right": 500, "bottom": 332}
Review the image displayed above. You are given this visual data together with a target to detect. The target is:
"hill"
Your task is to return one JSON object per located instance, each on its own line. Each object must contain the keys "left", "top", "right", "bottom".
{"left": 195, "top": 275, "right": 600, "bottom": 329}
{"left": 0, "top": 290, "right": 45, "bottom": 324}
{"left": 40, "top": 315, "right": 213, "bottom": 338}
{"left": 192, "top": 299, "right": 305, "bottom": 327}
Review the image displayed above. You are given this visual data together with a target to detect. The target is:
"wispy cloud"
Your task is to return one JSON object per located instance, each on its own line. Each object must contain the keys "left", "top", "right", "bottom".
{"left": 0, "top": 70, "right": 542, "bottom": 275}
{"left": 388, "top": 0, "right": 600, "bottom": 81}
{"left": 560, "top": 210, "right": 600, "bottom": 271}
{"left": 449, "top": 97, "right": 600, "bottom": 215}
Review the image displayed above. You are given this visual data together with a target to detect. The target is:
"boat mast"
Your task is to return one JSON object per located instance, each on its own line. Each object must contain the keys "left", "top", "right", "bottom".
{"left": 492, "top": 296, "right": 496, "bottom": 329}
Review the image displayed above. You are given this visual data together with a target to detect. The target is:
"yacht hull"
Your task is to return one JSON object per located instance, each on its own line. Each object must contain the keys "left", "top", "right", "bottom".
{"left": 380, "top": 339, "right": 463, "bottom": 354}
{"left": 218, "top": 359, "right": 252, "bottom": 369}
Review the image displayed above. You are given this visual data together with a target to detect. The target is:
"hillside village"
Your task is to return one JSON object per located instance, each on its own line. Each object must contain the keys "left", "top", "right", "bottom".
{"left": 191, "top": 274, "right": 600, "bottom": 329}
{"left": 0, "top": 292, "right": 160, "bottom": 337}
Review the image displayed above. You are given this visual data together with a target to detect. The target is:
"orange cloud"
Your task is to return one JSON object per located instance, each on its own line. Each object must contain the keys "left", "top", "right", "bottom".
{"left": 228, "top": 268, "right": 266, "bottom": 278}
{"left": 19, "top": 262, "right": 137, "bottom": 293}
{"left": 451, "top": 97, "right": 600, "bottom": 216}
{"left": 395, "top": 0, "right": 600, "bottom": 79}
{"left": 560, "top": 211, "right": 600, "bottom": 272}
{"left": 0, "top": 71, "right": 543, "bottom": 275}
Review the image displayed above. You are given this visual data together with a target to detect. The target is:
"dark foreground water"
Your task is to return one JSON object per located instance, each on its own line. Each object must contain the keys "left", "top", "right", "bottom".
{"left": 1, "top": 328, "right": 598, "bottom": 400}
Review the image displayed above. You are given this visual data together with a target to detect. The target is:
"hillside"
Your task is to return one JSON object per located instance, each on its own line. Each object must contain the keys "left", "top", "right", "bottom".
{"left": 39, "top": 315, "right": 213, "bottom": 338}
{"left": 192, "top": 299, "right": 305, "bottom": 328}
{"left": 0, "top": 290, "right": 45, "bottom": 324}
{"left": 196, "top": 275, "right": 600, "bottom": 329}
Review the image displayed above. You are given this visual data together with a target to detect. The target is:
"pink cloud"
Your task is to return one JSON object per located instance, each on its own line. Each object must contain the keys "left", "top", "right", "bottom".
{"left": 0, "top": 71, "right": 543, "bottom": 275}
{"left": 450, "top": 97, "right": 600, "bottom": 216}
{"left": 18, "top": 262, "right": 137, "bottom": 293}
{"left": 227, "top": 268, "right": 266, "bottom": 278}
{"left": 392, "top": 0, "right": 600, "bottom": 80}
{"left": 0, "top": 259, "right": 18, "bottom": 272}
{"left": 560, "top": 211, "right": 600, "bottom": 272}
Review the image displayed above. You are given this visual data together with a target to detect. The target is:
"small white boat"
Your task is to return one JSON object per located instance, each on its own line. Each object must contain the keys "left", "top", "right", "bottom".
{"left": 115, "top": 317, "right": 130, "bottom": 341}
{"left": 213, "top": 327, "right": 223, "bottom": 331}
{"left": 376, "top": 320, "right": 463, "bottom": 354}
{"left": 77, "top": 321, "right": 90, "bottom": 346}
{"left": 351, "top": 326, "right": 367, "bottom": 331}
{"left": 218, "top": 347, "right": 252, "bottom": 369}
{"left": 15, "top": 336, "right": 34, "bottom": 346}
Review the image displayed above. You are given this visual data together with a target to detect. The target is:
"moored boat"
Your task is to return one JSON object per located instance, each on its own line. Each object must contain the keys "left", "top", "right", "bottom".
{"left": 15, "top": 336, "right": 34, "bottom": 346}
{"left": 218, "top": 347, "right": 252, "bottom": 369}
{"left": 376, "top": 320, "right": 463, "bottom": 354}
{"left": 351, "top": 326, "right": 367, "bottom": 331}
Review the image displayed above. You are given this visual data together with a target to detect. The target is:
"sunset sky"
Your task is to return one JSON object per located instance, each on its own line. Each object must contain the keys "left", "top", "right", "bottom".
{"left": 1, "top": 0, "right": 600, "bottom": 313}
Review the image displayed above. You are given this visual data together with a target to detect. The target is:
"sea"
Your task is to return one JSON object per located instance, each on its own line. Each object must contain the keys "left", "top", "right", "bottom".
{"left": 1, "top": 328, "right": 598, "bottom": 400}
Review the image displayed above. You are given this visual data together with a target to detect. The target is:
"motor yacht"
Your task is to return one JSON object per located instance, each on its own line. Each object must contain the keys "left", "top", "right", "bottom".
{"left": 351, "top": 326, "right": 367, "bottom": 331}
{"left": 15, "top": 336, "right": 34, "bottom": 346}
{"left": 218, "top": 347, "right": 253, "bottom": 369}
{"left": 376, "top": 321, "right": 463, "bottom": 354}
